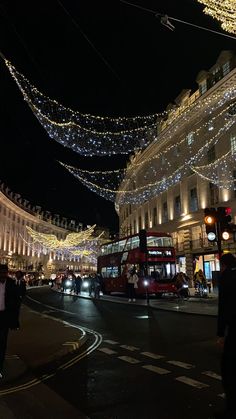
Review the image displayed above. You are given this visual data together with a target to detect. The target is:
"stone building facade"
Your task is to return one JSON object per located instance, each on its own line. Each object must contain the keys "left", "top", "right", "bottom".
{"left": 116, "top": 51, "right": 236, "bottom": 282}
{"left": 0, "top": 182, "right": 98, "bottom": 277}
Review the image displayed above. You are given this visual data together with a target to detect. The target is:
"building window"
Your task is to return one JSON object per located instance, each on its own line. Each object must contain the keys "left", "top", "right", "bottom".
{"left": 209, "top": 182, "right": 219, "bottom": 205}
{"left": 231, "top": 134, "right": 236, "bottom": 154}
{"left": 187, "top": 132, "right": 194, "bottom": 145}
{"left": 153, "top": 207, "right": 157, "bottom": 227}
{"left": 189, "top": 187, "right": 198, "bottom": 212}
{"left": 174, "top": 195, "right": 181, "bottom": 218}
{"left": 199, "top": 80, "right": 207, "bottom": 95}
{"left": 207, "top": 145, "right": 216, "bottom": 163}
{"left": 162, "top": 202, "right": 168, "bottom": 223}
{"left": 222, "top": 61, "right": 230, "bottom": 76}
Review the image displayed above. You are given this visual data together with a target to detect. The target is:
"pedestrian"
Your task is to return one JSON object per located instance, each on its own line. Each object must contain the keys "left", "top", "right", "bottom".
{"left": 127, "top": 267, "right": 139, "bottom": 302}
{"left": 74, "top": 274, "right": 82, "bottom": 295}
{"left": 216, "top": 252, "right": 236, "bottom": 419}
{"left": 0, "top": 264, "right": 20, "bottom": 378}
{"left": 15, "top": 270, "right": 27, "bottom": 301}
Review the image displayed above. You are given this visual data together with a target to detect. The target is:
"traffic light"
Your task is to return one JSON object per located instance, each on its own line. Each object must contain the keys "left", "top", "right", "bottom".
{"left": 204, "top": 208, "right": 217, "bottom": 241}
{"left": 139, "top": 229, "right": 147, "bottom": 252}
{"left": 217, "top": 207, "right": 232, "bottom": 240}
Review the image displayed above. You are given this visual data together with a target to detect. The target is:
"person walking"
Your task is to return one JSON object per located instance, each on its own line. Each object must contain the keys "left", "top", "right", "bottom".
{"left": 127, "top": 267, "right": 139, "bottom": 302}
{"left": 15, "top": 270, "right": 27, "bottom": 301}
{"left": 216, "top": 253, "right": 236, "bottom": 419}
{"left": 74, "top": 274, "right": 82, "bottom": 295}
{"left": 0, "top": 264, "right": 20, "bottom": 378}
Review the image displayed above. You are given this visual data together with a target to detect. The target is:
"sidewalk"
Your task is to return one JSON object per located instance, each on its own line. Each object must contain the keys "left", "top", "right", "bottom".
{"left": 0, "top": 304, "right": 88, "bottom": 419}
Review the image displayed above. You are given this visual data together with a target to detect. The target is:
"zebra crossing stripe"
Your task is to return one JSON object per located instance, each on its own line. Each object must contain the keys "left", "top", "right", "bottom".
{"left": 140, "top": 352, "right": 164, "bottom": 360}
{"left": 167, "top": 360, "right": 195, "bottom": 369}
{"left": 143, "top": 365, "right": 171, "bottom": 375}
{"left": 98, "top": 347, "right": 117, "bottom": 355}
{"left": 120, "top": 345, "right": 139, "bottom": 351}
{"left": 202, "top": 371, "right": 221, "bottom": 380}
{"left": 118, "top": 356, "right": 140, "bottom": 364}
{"left": 103, "top": 340, "right": 119, "bottom": 345}
{"left": 176, "top": 376, "right": 209, "bottom": 389}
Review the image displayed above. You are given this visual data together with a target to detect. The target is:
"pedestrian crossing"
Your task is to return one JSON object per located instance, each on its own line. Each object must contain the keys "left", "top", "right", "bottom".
{"left": 97, "top": 339, "right": 222, "bottom": 396}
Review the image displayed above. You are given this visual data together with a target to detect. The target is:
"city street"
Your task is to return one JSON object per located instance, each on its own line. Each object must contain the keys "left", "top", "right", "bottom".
{"left": 0, "top": 287, "right": 224, "bottom": 419}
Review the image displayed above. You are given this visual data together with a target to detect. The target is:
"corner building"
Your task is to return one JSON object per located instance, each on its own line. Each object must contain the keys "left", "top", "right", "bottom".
{"left": 0, "top": 183, "right": 97, "bottom": 277}
{"left": 116, "top": 51, "right": 236, "bottom": 282}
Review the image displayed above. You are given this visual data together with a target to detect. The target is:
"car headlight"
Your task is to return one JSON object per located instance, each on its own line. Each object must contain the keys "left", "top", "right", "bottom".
{"left": 66, "top": 280, "right": 71, "bottom": 287}
{"left": 143, "top": 280, "right": 149, "bottom": 287}
{"left": 83, "top": 281, "right": 89, "bottom": 288}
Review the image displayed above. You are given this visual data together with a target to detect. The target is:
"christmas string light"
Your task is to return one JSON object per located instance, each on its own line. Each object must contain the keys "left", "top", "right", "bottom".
{"left": 5, "top": 59, "right": 160, "bottom": 156}
{"left": 60, "top": 113, "right": 235, "bottom": 204}
{"left": 190, "top": 149, "right": 236, "bottom": 188}
{"left": 59, "top": 100, "right": 233, "bottom": 178}
{"left": 198, "top": 0, "right": 236, "bottom": 35}
{"left": 4, "top": 58, "right": 235, "bottom": 157}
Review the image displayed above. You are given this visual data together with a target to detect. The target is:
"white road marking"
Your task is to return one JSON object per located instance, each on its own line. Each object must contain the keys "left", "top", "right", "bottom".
{"left": 140, "top": 352, "right": 164, "bottom": 360}
{"left": 120, "top": 345, "right": 139, "bottom": 351}
{"left": 176, "top": 376, "right": 209, "bottom": 389}
{"left": 142, "top": 365, "right": 171, "bottom": 375}
{"left": 98, "top": 347, "right": 117, "bottom": 355}
{"left": 62, "top": 341, "right": 79, "bottom": 350}
{"left": 118, "top": 356, "right": 140, "bottom": 364}
{"left": 167, "top": 360, "right": 195, "bottom": 369}
{"left": 202, "top": 371, "right": 221, "bottom": 380}
{"left": 103, "top": 339, "right": 119, "bottom": 345}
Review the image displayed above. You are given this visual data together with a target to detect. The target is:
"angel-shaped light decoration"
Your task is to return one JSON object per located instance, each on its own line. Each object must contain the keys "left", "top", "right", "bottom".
{"left": 26, "top": 224, "right": 96, "bottom": 250}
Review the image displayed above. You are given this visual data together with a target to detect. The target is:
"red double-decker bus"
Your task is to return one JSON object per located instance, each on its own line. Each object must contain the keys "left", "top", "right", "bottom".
{"left": 97, "top": 231, "right": 177, "bottom": 297}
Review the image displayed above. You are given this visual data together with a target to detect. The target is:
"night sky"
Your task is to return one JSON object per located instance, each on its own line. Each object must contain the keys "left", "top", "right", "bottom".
{"left": 0, "top": 0, "right": 235, "bottom": 233}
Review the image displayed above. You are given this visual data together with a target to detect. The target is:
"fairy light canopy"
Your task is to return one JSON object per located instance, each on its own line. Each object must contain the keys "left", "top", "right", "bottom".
{"left": 4, "top": 59, "right": 161, "bottom": 157}
{"left": 60, "top": 93, "right": 236, "bottom": 204}
{"left": 198, "top": 0, "right": 236, "bottom": 35}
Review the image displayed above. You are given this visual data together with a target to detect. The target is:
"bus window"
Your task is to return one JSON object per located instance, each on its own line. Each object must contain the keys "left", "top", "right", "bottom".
{"left": 147, "top": 236, "right": 173, "bottom": 247}
{"left": 131, "top": 236, "right": 139, "bottom": 249}
{"left": 162, "top": 237, "right": 173, "bottom": 247}
{"left": 112, "top": 242, "right": 119, "bottom": 253}
{"left": 147, "top": 236, "right": 162, "bottom": 247}
{"left": 118, "top": 240, "right": 126, "bottom": 252}
{"left": 101, "top": 266, "right": 119, "bottom": 278}
{"left": 125, "top": 238, "right": 132, "bottom": 251}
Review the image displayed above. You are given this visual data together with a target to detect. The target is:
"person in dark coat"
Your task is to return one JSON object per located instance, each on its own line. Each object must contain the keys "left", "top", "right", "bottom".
{"left": 0, "top": 264, "right": 20, "bottom": 378}
{"left": 216, "top": 253, "right": 236, "bottom": 419}
{"left": 74, "top": 275, "right": 82, "bottom": 295}
{"left": 15, "top": 270, "right": 27, "bottom": 301}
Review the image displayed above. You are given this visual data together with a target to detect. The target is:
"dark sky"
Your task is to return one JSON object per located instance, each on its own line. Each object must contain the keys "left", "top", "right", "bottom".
{"left": 0, "top": 0, "right": 235, "bottom": 233}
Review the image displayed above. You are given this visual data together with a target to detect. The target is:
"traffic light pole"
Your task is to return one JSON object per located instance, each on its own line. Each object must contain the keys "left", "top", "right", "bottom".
{"left": 216, "top": 220, "right": 222, "bottom": 259}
